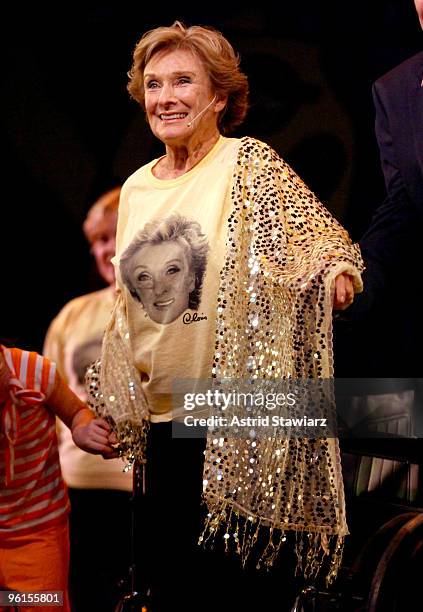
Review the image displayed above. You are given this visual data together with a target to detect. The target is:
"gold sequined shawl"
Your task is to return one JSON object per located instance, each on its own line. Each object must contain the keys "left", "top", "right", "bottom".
{"left": 199, "top": 137, "right": 363, "bottom": 584}
{"left": 86, "top": 136, "right": 363, "bottom": 584}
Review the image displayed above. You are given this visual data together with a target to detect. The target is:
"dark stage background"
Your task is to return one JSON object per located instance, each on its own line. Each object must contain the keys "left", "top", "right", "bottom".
{"left": 1, "top": 1, "right": 422, "bottom": 375}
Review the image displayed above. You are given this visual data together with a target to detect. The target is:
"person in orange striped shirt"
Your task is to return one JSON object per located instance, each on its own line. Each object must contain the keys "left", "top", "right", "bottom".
{"left": 0, "top": 345, "right": 117, "bottom": 612}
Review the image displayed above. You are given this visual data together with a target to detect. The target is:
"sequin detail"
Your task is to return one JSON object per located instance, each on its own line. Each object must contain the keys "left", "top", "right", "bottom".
{"left": 201, "top": 137, "right": 363, "bottom": 584}
{"left": 85, "top": 298, "right": 149, "bottom": 467}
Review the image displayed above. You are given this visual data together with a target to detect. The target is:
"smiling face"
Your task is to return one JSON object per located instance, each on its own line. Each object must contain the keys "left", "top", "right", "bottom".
{"left": 129, "top": 239, "right": 196, "bottom": 324}
{"left": 143, "top": 48, "right": 224, "bottom": 145}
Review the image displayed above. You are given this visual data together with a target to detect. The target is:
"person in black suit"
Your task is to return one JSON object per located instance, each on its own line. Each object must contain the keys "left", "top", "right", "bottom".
{"left": 336, "top": 2, "right": 422, "bottom": 508}
{"left": 340, "top": 2, "right": 422, "bottom": 378}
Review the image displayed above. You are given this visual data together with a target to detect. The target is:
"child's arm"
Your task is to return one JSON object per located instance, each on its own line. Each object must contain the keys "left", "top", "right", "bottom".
{"left": 47, "top": 371, "right": 118, "bottom": 459}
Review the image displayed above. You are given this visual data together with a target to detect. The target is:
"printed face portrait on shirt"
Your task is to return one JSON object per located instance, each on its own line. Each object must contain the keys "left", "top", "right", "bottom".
{"left": 67, "top": 337, "right": 103, "bottom": 400}
{"left": 120, "top": 214, "right": 209, "bottom": 325}
{"left": 130, "top": 240, "right": 195, "bottom": 324}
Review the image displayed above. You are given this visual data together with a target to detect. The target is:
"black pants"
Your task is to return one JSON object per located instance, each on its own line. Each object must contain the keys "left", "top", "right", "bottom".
{"left": 67, "top": 488, "right": 132, "bottom": 612}
{"left": 135, "top": 423, "right": 298, "bottom": 612}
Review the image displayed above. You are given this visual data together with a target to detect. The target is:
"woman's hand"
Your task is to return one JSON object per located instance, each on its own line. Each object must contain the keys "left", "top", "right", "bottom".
{"left": 333, "top": 272, "right": 355, "bottom": 310}
{"left": 71, "top": 409, "right": 119, "bottom": 459}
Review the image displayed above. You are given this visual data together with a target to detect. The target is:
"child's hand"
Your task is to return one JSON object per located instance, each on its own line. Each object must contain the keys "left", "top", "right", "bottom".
{"left": 71, "top": 410, "right": 119, "bottom": 459}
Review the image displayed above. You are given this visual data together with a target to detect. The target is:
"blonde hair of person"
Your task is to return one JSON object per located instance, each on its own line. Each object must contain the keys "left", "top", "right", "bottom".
{"left": 127, "top": 21, "right": 249, "bottom": 134}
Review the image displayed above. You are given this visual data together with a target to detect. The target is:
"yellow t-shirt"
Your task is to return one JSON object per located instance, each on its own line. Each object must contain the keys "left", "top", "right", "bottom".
{"left": 115, "top": 136, "right": 240, "bottom": 421}
{"left": 43, "top": 287, "right": 132, "bottom": 490}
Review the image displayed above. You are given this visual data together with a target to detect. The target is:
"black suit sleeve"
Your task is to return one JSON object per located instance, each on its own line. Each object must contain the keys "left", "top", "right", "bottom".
{"left": 357, "top": 81, "right": 420, "bottom": 305}
{"left": 372, "top": 80, "right": 403, "bottom": 197}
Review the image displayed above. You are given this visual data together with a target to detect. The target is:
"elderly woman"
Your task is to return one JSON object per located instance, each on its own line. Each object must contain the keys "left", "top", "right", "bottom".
{"left": 89, "top": 21, "right": 363, "bottom": 611}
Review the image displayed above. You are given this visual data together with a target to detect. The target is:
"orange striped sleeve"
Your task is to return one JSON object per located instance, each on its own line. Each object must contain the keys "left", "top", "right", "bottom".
{"left": 26, "top": 351, "right": 36, "bottom": 390}
{"left": 41, "top": 357, "right": 53, "bottom": 395}
{"left": 10, "top": 349, "right": 56, "bottom": 398}
{"left": 38, "top": 353, "right": 56, "bottom": 397}
{"left": 9, "top": 347, "right": 22, "bottom": 378}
